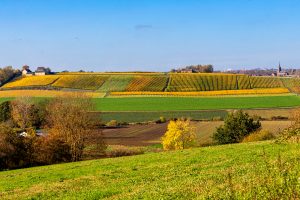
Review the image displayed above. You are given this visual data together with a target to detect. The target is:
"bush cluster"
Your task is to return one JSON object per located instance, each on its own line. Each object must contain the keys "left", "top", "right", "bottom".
{"left": 242, "top": 130, "right": 275, "bottom": 143}
{"left": 213, "top": 110, "right": 261, "bottom": 144}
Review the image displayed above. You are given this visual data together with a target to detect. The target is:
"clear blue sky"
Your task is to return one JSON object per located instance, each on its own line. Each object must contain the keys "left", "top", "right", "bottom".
{"left": 1, "top": 0, "right": 300, "bottom": 72}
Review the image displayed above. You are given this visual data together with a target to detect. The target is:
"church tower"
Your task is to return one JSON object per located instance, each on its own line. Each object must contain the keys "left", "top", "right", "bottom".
{"left": 278, "top": 62, "right": 282, "bottom": 73}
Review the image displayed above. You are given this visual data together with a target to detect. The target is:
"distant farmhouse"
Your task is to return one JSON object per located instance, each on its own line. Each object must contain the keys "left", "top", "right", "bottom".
{"left": 22, "top": 66, "right": 33, "bottom": 76}
{"left": 22, "top": 66, "right": 51, "bottom": 76}
{"left": 35, "top": 67, "right": 51, "bottom": 76}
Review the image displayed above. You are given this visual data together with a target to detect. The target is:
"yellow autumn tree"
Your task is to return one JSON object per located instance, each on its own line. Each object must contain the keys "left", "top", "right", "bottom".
{"left": 162, "top": 119, "right": 196, "bottom": 150}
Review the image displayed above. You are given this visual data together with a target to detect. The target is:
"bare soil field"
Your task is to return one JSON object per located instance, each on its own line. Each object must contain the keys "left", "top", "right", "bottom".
{"left": 89, "top": 121, "right": 293, "bottom": 147}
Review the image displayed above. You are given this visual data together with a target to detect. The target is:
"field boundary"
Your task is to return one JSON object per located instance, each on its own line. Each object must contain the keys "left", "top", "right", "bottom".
{"left": 91, "top": 106, "right": 300, "bottom": 113}
{"left": 109, "top": 88, "right": 290, "bottom": 97}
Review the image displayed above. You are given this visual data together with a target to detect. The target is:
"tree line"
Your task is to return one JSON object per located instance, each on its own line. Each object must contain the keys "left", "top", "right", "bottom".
{"left": 0, "top": 66, "right": 20, "bottom": 86}
{"left": 0, "top": 94, "right": 106, "bottom": 170}
{"left": 171, "top": 64, "right": 214, "bottom": 73}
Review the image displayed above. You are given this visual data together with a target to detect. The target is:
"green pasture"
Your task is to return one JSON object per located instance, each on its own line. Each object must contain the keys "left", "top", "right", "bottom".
{"left": 0, "top": 141, "right": 299, "bottom": 199}
{"left": 1, "top": 95, "right": 300, "bottom": 112}
{"left": 93, "top": 95, "right": 300, "bottom": 111}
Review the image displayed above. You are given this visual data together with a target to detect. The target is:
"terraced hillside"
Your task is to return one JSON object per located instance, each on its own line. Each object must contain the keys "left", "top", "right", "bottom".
{"left": 250, "top": 76, "right": 284, "bottom": 88}
{"left": 52, "top": 75, "right": 109, "bottom": 90}
{"left": 280, "top": 77, "right": 300, "bottom": 93}
{"left": 2, "top": 73, "right": 300, "bottom": 92}
{"left": 98, "top": 75, "right": 133, "bottom": 92}
{"left": 2, "top": 75, "right": 60, "bottom": 89}
{"left": 166, "top": 73, "right": 251, "bottom": 91}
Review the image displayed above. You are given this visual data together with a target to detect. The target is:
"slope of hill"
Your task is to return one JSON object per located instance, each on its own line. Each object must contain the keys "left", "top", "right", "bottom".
{"left": 0, "top": 141, "right": 299, "bottom": 199}
{"left": 2, "top": 73, "right": 299, "bottom": 93}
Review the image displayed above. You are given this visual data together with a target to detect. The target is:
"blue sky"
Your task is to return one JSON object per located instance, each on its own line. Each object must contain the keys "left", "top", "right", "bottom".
{"left": 0, "top": 0, "right": 300, "bottom": 72}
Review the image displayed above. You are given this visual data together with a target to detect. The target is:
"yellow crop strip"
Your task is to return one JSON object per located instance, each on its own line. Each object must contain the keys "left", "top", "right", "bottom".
{"left": 2, "top": 75, "right": 61, "bottom": 88}
{"left": 58, "top": 72, "right": 165, "bottom": 75}
{"left": 0, "top": 90, "right": 105, "bottom": 98}
{"left": 110, "top": 88, "right": 290, "bottom": 96}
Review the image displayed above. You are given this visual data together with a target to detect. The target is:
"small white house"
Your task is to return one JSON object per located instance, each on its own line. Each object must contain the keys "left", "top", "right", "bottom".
{"left": 22, "top": 68, "right": 33, "bottom": 76}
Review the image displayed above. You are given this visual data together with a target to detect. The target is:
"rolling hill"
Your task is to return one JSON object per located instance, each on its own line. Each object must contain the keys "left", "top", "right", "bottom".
{"left": 1, "top": 73, "right": 298, "bottom": 93}
{"left": 0, "top": 141, "right": 299, "bottom": 199}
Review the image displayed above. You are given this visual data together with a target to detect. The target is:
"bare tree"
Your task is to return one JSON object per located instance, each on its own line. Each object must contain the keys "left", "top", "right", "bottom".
{"left": 46, "top": 93, "right": 100, "bottom": 161}
{"left": 11, "top": 97, "right": 40, "bottom": 129}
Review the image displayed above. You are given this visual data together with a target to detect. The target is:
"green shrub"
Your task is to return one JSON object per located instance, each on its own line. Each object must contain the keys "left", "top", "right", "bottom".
{"left": 156, "top": 116, "right": 166, "bottom": 123}
{"left": 213, "top": 110, "right": 261, "bottom": 144}
{"left": 159, "top": 116, "right": 166, "bottom": 123}
{"left": 242, "top": 129, "right": 275, "bottom": 143}
{"left": 106, "top": 120, "right": 119, "bottom": 127}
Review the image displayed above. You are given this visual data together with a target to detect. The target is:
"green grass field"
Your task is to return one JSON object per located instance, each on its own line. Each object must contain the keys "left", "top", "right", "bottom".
{"left": 1, "top": 95, "right": 300, "bottom": 112}
{"left": 100, "top": 108, "right": 295, "bottom": 123}
{"left": 0, "top": 98, "right": 13, "bottom": 104}
{"left": 0, "top": 141, "right": 299, "bottom": 199}
{"left": 94, "top": 95, "right": 300, "bottom": 111}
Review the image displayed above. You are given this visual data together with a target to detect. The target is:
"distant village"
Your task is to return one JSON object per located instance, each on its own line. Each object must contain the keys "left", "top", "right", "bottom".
{"left": 172, "top": 63, "right": 300, "bottom": 77}
{"left": 20, "top": 63, "right": 300, "bottom": 78}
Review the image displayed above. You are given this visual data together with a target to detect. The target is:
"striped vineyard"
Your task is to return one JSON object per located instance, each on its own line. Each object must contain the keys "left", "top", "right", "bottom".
{"left": 2, "top": 73, "right": 300, "bottom": 95}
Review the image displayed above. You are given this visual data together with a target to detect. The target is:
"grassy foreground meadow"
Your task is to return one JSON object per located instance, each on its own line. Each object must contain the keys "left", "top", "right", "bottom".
{"left": 0, "top": 141, "right": 299, "bottom": 199}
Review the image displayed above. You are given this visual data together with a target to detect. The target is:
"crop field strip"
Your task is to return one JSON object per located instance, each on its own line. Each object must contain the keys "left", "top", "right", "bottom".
{"left": 126, "top": 75, "right": 168, "bottom": 91}
{"left": 167, "top": 74, "right": 249, "bottom": 91}
{"left": 0, "top": 90, "right": 105, "bottom": 98}
{"left": 52, "top": 75, "right": 109, "bottom": 90}
{"left": 237, "top": 75, "right": 251, "bottom": 89}
{"left": 98, "top": 75, "right": 134, "bottom": 92}
{"left": 2, "top": 75, "right": 60, "bottom": 88}
{"left": 3, "top": 73, "right": 300, "bottom": 93}
{"left": 250, "top": 76, "right": 284, "bottom": 88}
{"left": 280, "top": 78, "right": 300, "bottom": 94}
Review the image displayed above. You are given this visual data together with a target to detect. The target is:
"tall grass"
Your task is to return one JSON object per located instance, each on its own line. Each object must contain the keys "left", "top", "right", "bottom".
{"left": 212, "top": 150, "right": 300, "bottom": 199}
